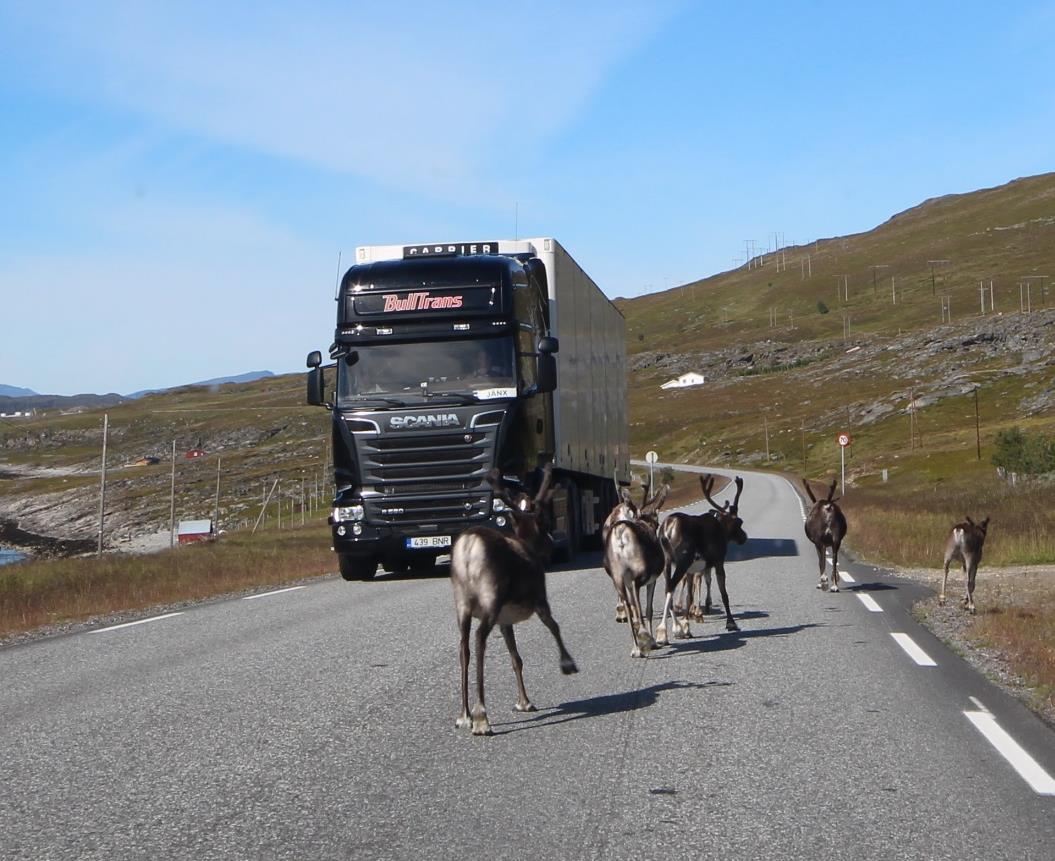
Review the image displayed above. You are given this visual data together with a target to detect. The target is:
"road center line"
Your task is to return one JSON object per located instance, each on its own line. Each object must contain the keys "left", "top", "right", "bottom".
{"left": 964, "top": 710, "right": 1055, "bottom": 795}
{"left": 90, "top": 612, "right": 184, "bottom": 633}
{"left": 856, "top": 593, "right": 883, "bottom": 612}
{"left": 890, "top": 632, "right": 936, "bottom": 666}
{"left": 243, "top": 586, "right": 306, "bottom": 600}
{"left": 838, "top": 570, "right": 855, "bottom": 583}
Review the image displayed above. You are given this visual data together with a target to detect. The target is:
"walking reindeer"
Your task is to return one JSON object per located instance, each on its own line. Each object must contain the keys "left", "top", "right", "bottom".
{"left": 449, "top": 463, "right": 578, "bottom": 736}
{"left": 659, "top": 475, "right": 747, "bottom": 640}
{"left": 803, "top": 478, "right": 848, "bottom": 592}
{"left": 940, "top": 516, "right": 989, "bottom": 614}
{"left": 602, "top": 480, "right": 671, "bottom": 656}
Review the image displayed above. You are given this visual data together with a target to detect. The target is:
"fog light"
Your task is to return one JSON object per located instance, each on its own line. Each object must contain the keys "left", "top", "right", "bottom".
{"left": 496, "top": 515, "right": 507, "bottom": 527}
{"left": 336, "top": 525, "right": 346, "bottom": 536}
{"left": 353, "top": 523, "right": 363, "bottom": 535}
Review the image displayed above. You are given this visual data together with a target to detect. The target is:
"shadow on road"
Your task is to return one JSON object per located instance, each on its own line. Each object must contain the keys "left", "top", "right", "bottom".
{"left": 492, "top": 679, "right": 729, "bottom": 733}
{"left": 648, "top": 622, "right": 821, "bottom": 660}
{"left": 727, "top": 537, "right": 800, "bottom": 562}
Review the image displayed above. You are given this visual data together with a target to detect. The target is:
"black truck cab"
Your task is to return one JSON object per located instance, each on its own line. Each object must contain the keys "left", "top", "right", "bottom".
{"left": 307, "top": 253, "right": 558, "bottom": 581}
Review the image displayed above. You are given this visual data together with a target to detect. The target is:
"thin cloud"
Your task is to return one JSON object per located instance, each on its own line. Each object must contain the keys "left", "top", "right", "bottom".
{"left": 2, "top": 3, "right": 678, "bottom": 198}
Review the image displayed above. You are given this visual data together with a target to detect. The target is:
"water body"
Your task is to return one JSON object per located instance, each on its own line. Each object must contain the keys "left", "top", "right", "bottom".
{"left": 0, "top": 547, "right": 26, "bottom": 566}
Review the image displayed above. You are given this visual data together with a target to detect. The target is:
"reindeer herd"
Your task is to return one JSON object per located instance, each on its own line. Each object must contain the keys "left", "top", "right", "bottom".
{"left": 449, "top": 465, "right": 989, "bottom": 735}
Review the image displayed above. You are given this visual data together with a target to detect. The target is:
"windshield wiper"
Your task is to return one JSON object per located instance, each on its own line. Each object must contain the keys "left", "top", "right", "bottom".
{"left": 422, "top": 392, "right": 477, "bottom": 406}
{"left": 345, "top": 396, "right": 407, "bottom": 407}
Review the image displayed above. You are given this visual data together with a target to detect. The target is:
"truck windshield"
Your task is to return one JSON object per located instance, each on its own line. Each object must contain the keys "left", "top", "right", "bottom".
{"left": 337, "top": 336, "right": 516, "bottom": 404}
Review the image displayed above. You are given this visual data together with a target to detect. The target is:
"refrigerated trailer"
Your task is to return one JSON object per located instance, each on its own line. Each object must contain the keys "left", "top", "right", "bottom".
{"left": 306, "top": 237, "right": 627, "bottom": 581}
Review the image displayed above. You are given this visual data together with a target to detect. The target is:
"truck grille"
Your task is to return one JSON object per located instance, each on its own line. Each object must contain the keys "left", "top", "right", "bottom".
{"left": 355, "top": 423, "right": 500, "bottom": 526}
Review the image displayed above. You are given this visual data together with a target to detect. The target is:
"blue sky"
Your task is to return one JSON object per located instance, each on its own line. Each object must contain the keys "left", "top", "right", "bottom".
{"left": 3, "top": 1, "right": 1054, "bottom": 395}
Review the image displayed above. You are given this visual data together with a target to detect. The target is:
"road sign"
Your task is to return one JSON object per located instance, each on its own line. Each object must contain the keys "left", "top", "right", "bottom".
{"left": 837, "top": 432, "right": 852, "bottom": 448}
{"left": 645, "top": 450, "right": 659, "bottom": 464}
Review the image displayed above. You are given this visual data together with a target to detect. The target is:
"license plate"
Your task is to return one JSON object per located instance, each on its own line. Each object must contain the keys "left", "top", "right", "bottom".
{"left": 406, "top": 536, "right": 452, "bottom": 549}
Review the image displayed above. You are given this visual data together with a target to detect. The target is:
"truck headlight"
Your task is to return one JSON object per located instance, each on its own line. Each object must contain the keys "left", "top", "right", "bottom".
{"left": 333, "top": 504, "right": 365, "bottom": 522}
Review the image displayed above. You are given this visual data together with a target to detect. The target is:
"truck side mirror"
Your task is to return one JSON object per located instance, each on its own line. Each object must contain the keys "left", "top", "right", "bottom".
{"left": 306, "top": 351, "right": 326, "bottom": 406}
{"left": 537, "top": 353, "right": 557, "bottom": 394}
{"left": 538, "top": 336, "right": 559, "bottom": 354}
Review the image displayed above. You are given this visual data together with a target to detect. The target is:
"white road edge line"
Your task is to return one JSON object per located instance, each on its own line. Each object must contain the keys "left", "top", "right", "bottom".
{"left": 890, "top": 632, "right": 937, "bottom": 666}
{"left": 243, "top": 586, "right": 306, "bottom": 601}
{"left": 964, "top": 710, "right": 1055, "bottom": 796}
{"left": 968, "top": 696, "right": 989, "bottom": 713}
{"left": 857, "top": 593, "right": 883, "bottom": 612}
{"left": 838, "top": 570, "right": 856, "bottom": 583}
{"left": 90, "top": 612, "right": 184, "bottom": 633}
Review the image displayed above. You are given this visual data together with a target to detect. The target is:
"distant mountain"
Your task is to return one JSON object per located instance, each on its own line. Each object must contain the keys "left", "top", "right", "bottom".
{"left": 0, "top": 384, "right": 38, "bottom": 398}
{"left": 0, "top": 371, "right": 277, "bottom": 412}
{"left": 0, "top": 392, "right": 128, "bottom": 412}
{"left": 127, "top": 370, "right": 275, "bottom": 399}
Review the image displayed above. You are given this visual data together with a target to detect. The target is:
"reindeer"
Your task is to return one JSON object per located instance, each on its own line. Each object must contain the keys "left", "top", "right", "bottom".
{"left": 940, "top": 516, "right": 989, "bottom": 614}
{"left": 602, "top": 481, "right": 671, "bottom": 656}
{"left": 449, "top": 463, "right": 578, "bottom": 736}
{"left": 603, "top": 476, "right": 667, "bottom": 624}
{"left": 803, "top": 478, "right": 848, "bottom": 592}
{"left": 659, "top": 475, "right": 747, "bottom": 639}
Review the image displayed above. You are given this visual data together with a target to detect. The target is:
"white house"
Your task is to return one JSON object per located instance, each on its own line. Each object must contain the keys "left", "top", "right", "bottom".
{"left": 660, "top": 372, "right": 706, "bottom": 390}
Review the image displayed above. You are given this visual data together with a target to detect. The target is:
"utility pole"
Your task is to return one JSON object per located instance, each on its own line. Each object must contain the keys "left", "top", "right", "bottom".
{"left": 213, "top": 456, "right": 222, "bottom": 535}
{"left": 252, "top": 479, "right": 279, "bottom": 534}
{"left": 908, "top": 388, "right": 916, "bottom": 451}
{"left": 979, "top": 281, "right": 986, "bottom": 315}
{"left": 301, "top": 476, "right": 306, "bottom": 526}
{"left": 870, "top": 264, "right": 889, "bottom": 299}
{"left": 891, "top": 275, "right": 897, "bottom": 305}
{"left": 928, "top": 260, "right": 950, "bottom": 295}
{"left": 973, "top": 386, "right": 981, "bottom": 461}
{"left": 801, "top": 421, "right": 807, "bottom": 473}
{"left": 97, "top": 414, "right": 108, "bottom": 556}
{"left": 169, "top": 439, "right": 177, "bottom": 547}
{"left": 763, "top": 414, "right": 770, "bottom": 461}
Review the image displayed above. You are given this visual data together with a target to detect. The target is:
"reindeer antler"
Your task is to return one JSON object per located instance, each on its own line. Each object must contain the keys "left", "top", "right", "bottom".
{"left": 642, "top": 483, "right": 670, "bottom": 515}
{"left": 730, "top": 476, "right": 744, "bottom": 514}
{"left": 700, "top": 475, "right": 728, "bottom": 513}
{"left": 826, "top": 479, "right": 838, "bottom": 503}
{"left": 485, "top": 468, "right": 517, "bottom": 509}
{"left": 802, "top": 478, "right": 817, "bottom": 504}
{"left": 532, "top": 462, "right": 556, "bottom": 508}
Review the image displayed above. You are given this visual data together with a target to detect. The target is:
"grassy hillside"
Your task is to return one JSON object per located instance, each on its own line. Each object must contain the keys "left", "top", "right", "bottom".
{"left": 0, "top": 374, "right": 329, "bottom": 549}
{"left": 619, "top": 172, "right": 1055, "bottom": 566}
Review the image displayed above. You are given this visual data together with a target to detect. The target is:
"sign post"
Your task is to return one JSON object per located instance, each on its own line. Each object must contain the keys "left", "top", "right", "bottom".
{"left": 645, "top": 450, "right": 659, "bottom": 490}
{"left": 836, "top": 432, "right": 852, "bottom": 490}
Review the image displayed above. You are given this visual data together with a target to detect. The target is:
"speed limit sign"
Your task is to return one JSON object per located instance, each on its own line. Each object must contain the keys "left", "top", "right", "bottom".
{"left": 837, "top": 432, "right": 852, "bottom": 448}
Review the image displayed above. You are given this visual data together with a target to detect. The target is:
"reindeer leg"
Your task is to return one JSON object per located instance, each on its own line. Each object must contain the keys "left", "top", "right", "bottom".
{"left": 626, "top": 579, "right": 653, "bottom": 657}
{"left": 940, "top": 558, "right": 951, "bottom": 606}
{"left": 669, "top": 565, "right": 692, "bottom": 639}
{"left": 500, "top": 624, "right": 535, "bottom": 713}
{"left": 815, "top": 544, "right": 829, "bottom": 590}
{"left": 471, "top": 619, "right": 494, "bottom": 735}
{"left": 646, "top": 580, "right": 662, "bottom": 644}
{"left": 690, "top": 571, "right": 706, "bottom": 621}
{"left": 536, "top": 600, "right": 578, "bottom": 675}
{"left": 615, "top": 601, "right": 628, "bottom": 623}
{"left": 830, "top": 543, "right": 841, "bottom": 593}
{"left": 703, "top": 569, "right": 714, "bottom": 615}
{"left": 456, "top": 614, "right": 472, "bottom": 730}
{"left": 715, "top": 564, "right": 739, "bottom": 631}
{"left": 965, "top": 560, "right": 977, "bottom": 614}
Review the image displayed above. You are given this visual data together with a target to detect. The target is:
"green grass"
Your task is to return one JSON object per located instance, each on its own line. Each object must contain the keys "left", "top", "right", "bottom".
{"left": 0, "top": 526, "right": 335, "bottom": 637}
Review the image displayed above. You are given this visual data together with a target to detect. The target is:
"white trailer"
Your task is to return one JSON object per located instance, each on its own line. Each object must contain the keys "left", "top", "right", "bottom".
{"left": 354, "top": 237, "right": 629, "bottom": 486}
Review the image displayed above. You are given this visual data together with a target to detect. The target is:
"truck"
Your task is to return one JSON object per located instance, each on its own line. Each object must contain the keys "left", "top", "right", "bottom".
{"left": 306, "top": 237, "right": 627, "bottom": 581}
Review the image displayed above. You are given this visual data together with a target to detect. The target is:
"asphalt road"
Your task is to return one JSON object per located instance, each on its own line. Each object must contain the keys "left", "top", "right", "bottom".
{"left": 1, "top": 468, "right": 1053, "bottom": 860}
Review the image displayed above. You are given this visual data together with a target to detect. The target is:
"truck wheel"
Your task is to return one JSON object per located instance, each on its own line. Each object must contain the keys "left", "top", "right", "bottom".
{"left": 554, "top": 481, "right": 580, "bottom": 563}
{"left": 338, "top": 554, "right": 377, "bottom": 582}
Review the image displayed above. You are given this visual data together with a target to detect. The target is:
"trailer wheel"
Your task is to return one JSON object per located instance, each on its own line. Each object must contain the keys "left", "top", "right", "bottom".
{"left": 554, "top": 481, "right": 581, "bottom": 563}
{"left": 338, "top": 554, "right": 377, "bottom": 581}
